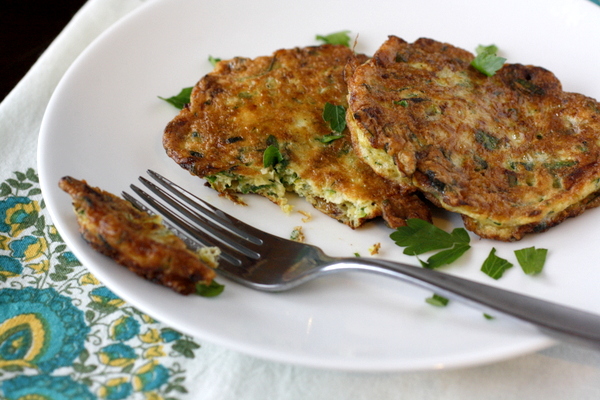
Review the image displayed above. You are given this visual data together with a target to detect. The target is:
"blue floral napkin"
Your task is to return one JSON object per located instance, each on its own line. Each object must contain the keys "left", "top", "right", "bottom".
{"left": 0, "top": 169, "right": 201, "bottom": 398}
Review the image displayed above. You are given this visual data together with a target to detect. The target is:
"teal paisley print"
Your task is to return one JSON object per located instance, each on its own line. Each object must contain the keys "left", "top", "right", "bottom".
{"left": 3, "top": 374, "right": 96, "bottom": 400}
{"left": 0, "top": 287, "right": 89, "bottom": 372}
{"left": 0, "top": 169, "right": 202, "bottom": 400}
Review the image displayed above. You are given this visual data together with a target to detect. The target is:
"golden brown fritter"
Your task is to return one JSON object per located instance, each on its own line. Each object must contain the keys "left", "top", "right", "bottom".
{"left": 59, "top": 176, "right": 217, "bottom": 294}
{"left": 347, "top": 36, "right": 600, "bottom": 241}
{"left": 163, "top": 44, "right": 430, "bottom": 228}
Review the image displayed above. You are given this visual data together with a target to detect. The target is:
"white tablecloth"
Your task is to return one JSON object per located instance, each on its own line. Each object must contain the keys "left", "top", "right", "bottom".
{"left": 2, "top": 0, "right": 600, "bottom": 398}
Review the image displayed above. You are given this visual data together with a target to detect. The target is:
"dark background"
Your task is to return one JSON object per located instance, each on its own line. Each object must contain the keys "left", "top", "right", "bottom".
{"left": 1, "top": 0, "right": 88, "bottom": 101}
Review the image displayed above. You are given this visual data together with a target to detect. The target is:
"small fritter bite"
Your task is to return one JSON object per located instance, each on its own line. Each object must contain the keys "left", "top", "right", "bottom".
{"left": 59, "top": 176, "right": 217, "bottom": 295}
{"left": 163, "top": 44, "right": 430, "bottom": 228}
{"left": 347, "top": 36, "right": 600, "bottom": 241}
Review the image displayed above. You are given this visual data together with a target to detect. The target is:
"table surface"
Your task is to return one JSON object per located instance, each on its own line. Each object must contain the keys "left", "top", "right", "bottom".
{"left": 0, "top": 0, "right": 87, "bottom": 101}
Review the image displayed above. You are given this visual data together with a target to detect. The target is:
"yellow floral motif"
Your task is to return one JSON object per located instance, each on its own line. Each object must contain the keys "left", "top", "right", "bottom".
{"left": 79, "top": 273, "right": 100, "bottom": 286}
{"left": 145, "top": 392, "right": 165, "bottom": 400}
{"left": 143, "top": 345, "right": 166, "bottom": 359}
{"left": 0, "top": 234, "right": 9, "bottom": 250}
{"left": 89, "top": 293, "right": 125, "bottom": 308}
{"left": 139, "top": 328, "right": 161, "bottom": 344}
{"left": 140, "top": 314, "right": 157, "bottom": 324}
{"left": 97, "top": 344, "right": 137, "bottom": 368}
{"left": 22, "top": 237, "right": 47, "bottom": 262}
{"left": 5, "top": 200, "right": 41, "bottom": 237}
{"left": 98, "top": 356, "right": 135, "bottom": 368}
{"left": 28, "top": 259, "right": 50, "bottom": 274}
{"left": 0, "top": 266, "right": 20, "bottom": 279}
{"left": 132, "top": 360, "right": 169, "bottom": 392}
{"left": 98, "top": 377, "right": 130, "bottom": 399}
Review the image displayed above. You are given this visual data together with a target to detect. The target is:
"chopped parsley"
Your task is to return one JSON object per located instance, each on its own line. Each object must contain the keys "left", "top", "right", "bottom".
{"left": 390, "top": 219, "right": 471, "bottom": 269}
{"left": 196, "top": 280, "right": 225, "bottom": 297}
{"left": 316, "top": 30, "right": 352, "bottom": 47}
{"left": 471, "top": 44, "right": 506, "bottom": 77}
{"left": 263, "top": 135, "right": 283, "bottom": 168}
{"left": 426, "top": 294, "right": 450, "bottom": 307}
{"left": 208, "top": 55, "right": 222, "bottom": 67}
{"left": 475, "top": 130, "right": 499, "bottom": 151}
{"left": 158, "top": 87, "right": 193, "bottom": 109}
{"left": 263, "top": 145, "right": 283, "bottom": 168}
{"left": 322, "top": 103, "right": 347, "bottom": 133}
{"left": 316, "top": 134, "right": 345, "bottom": 143}
{"left": 481, "top": 248, "right": 513, "bottom": 279}
{"left": 514, "top": 246, "right": 547, "bottom": 275}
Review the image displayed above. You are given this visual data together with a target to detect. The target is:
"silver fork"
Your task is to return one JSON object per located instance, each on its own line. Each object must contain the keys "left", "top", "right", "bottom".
{"left": 124, "top": 170, "right": 600, "bottom": 350}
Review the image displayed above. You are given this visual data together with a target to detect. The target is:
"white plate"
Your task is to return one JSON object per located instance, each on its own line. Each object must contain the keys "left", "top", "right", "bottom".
{"left": 38, "top": 0, "right": 600, "bottom": 371}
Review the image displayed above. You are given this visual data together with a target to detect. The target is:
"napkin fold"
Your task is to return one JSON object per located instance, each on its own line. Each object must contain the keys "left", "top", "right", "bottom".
{"left": 1, "top": 0, "right": 600, "bottom": 399}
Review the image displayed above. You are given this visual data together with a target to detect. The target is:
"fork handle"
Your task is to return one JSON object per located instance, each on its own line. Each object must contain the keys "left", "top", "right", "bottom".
{"left": 329, "top": 258, "right": 600, "bottom": 349}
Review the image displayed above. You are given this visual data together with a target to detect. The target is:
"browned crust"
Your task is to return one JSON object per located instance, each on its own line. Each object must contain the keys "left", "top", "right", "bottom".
{"left": 59, "top": 176, "right": 216, "bottom": 294}
{"left": 347, "top": 36, "right": 600, "bottom": 241}
{"left": 163, "top": 44, "right": 431, "bottom": 228}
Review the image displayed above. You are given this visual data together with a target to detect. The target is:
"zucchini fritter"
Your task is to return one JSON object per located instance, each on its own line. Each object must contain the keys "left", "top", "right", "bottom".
{"left": 59, "top": 176, "right": 217, "bottom": 294}
{"left": 163, "top": 44, "right": 430, "bottom": 228}
{"left": 347, "top": 36, "right": 600, "bottom": 241}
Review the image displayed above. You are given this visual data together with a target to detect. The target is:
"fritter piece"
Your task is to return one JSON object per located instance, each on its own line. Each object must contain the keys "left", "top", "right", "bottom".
{"left": 59, "top": 176, "right": 217, "bottom": 295}
{"left": 163, "top": 44, "right": 430, "bottom": 228}
{"left": 347, "top": 36, "right": 600, "bottom": 241}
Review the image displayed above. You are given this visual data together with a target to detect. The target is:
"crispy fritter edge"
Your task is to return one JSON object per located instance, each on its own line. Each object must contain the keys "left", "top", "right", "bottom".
{"left": 58, "top": 176, "right": 217, "bottom": 295}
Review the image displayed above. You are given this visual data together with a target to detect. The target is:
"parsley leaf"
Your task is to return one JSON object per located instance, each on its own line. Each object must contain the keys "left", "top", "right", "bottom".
{"left": 419, "top": 243, "right": 471, "bottom": 269}
{"left": 208, "top": 55, "right": 222, "bottom": 67}
{"left": 158, "top": 87, "right": 193, "bottom": 109}
{"left": 322, "top": 103, "right": 347, "bottom": 133}
{"left": 476, "top": 44, "right": 499, "bottom": 55}
{"left": 316, "top": 30, "right": 352, "bottom": 47}
{"left": 263, "top": 145, "right": 283, "bottom": 168}
{"left": 481, "top": 248, "right": 513, "bottom": 279}
{"left": 471, "top": 44, "right": 506, "bottom": 77}
{"left": 426, "top": 293, "right": 450, "bottom": 307}
{"left": 515, "top": 246, "right": 548, "bottom": 275}
{"left": 196, "top": 280, "right": 225, "bottom": 297}
{"left": 390, "top": 219, "right": 470, "bottom": 256}
{"left": 390, "top": 219, "right": 471, "bottom": 269}
{"left": 316, "top": 134, "right": 345, "bottom": 143}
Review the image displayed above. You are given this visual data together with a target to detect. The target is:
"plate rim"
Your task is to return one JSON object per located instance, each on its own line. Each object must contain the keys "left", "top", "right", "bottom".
{"left": 38, "top": 0, "right": 600, "bottom": 371}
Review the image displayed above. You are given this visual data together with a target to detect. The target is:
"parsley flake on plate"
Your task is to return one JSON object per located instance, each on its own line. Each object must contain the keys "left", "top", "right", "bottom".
{"left": 481, "top": 248, "right": 513, "bottom": 279}
{"left": 389, "top": 219, "right": 471, "bottom": 269}
{"left": 195, "top": 280, "right": 225, "bottom": 297}
{"left": 159, "top": 86, "right": 193, "bottom": 109}
{"left": 515, "top": 246, "right": 548, "bottom": 275}
{"left": 426, "top": 293, "right": 450, "bottom": 307}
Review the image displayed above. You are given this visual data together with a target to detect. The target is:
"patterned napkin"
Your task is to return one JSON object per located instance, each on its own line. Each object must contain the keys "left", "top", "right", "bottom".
{"left": 1, "top": 0, "right": 600, "bottom": 399}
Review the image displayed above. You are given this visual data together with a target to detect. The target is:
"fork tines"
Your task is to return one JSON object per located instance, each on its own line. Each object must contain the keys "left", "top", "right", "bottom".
{"left": 125, "top": 170, "right": 265, "bottom": 268}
